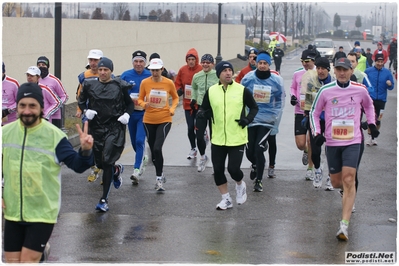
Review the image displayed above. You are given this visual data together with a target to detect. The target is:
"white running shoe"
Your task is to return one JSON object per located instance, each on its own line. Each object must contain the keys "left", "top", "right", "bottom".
{"left": 366, "top": 135, "right": 373, "bottom": 146}
{"left": 130, "top": 168, "right": 140, "bottom": 185}
{"left": 197, "top": 155, "right": 209, "bottom": 172}
{"left": 187, "top": 148, "right": 197, "bottom": 159}
{"left": 371, "top": 138, "right": 378, "bottom": 146}
{"left": 336, "top": 221, "right": 349, "bottom": 241}
{"left": 139, "top": 155, "right": 148, "bottom": 175}
{"left": 236, "top": 181, "right": 247, "bottom": 205}
{"left": 305, "top": 168, "right": 314, "bottom": 181}
{"left": 155, "top": 179, "right": 164, "bottom": 191}
{"left": 216, "top": 196, "right": 233, "bottom": 210}
{"left": 268, "top": 167, "right": 276, "bottom": 178}
{"left": 352, "top": 203, "right": 356, "bottom": 213}
{"left": 324, "top": 175, "right": 334, "bottom": 191}
{"left": 313, "top": 168, "right": 323, "bottom": 188}
{"left": 302, "top": 151, "right": 308, "bottom": 165}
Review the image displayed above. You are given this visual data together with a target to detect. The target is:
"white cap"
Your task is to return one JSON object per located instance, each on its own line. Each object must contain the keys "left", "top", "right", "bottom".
{"left": 25, "top": 66, "right": 41, "bottom": 76}
{"left": 148, "top": 58, "right": 164, "bottom": 70}
{"left": 87, "top": 49, "right": 103, "bottom": 59}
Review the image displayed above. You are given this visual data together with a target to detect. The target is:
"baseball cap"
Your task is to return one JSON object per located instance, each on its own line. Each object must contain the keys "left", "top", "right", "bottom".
{"left": 148, "top": 58, "right": 164, "bottom": 69}
{"left": 25, "top": 66, "right": 41, "bottom": 76}
{"left": 87, "top": 49, "right": 103, "bottom": 59}
{"left": 334, "top": 58, "right": 352, "bottom": 69}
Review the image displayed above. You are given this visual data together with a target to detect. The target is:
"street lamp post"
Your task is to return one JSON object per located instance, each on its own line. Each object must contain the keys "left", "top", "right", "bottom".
{"left": 215, "top": 3, "right": 223, "bottom": 64}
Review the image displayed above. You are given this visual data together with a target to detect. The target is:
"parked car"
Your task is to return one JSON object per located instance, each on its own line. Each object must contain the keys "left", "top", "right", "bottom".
{"left": 313, "top": 38, "right": 336, "bottom": 62}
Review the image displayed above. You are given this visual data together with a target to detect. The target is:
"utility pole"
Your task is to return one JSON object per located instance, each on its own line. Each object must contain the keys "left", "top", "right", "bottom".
{"left": 215, "top": 3, "right": 223, "bottom": 64}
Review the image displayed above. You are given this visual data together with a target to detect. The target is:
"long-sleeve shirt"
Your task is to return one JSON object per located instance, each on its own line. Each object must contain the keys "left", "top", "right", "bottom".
{"left": 39, "top": 74, "right": 69, "bottom": 119}
{"left": 138, "top": 77, "right": 179, "bottom": 124}
{"left": 290, "top": 67, "right": 306, "bottom": 115}
{"left": 310, "top": 81, "right": 375, "bottom": 147}
{"left": 2, "top": 75, "right": 20, "bottom": 125}
{"left": 39, "top": 83, "right": 62, "bottom": 121}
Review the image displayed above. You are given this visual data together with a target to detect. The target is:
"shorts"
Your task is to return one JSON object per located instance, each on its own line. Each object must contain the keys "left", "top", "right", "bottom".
{"left": 294, "top": 114, "right": 307, "bottom": 136}
{"left": 3, "top": 220, "right": 54, "bottom": 252}
{"left": 325, "top": 144, "right": 361, "bottom": 174}
{"left": 373, "top": 100, "right": 386, "bottom": 121}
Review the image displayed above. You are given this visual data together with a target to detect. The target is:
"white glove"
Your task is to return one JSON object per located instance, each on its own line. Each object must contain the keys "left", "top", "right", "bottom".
{"left": 85, "top": 109, "right": 97, "bottom": 120}
{"left": 117, "top": 112, "right": 130, "bottom": 125}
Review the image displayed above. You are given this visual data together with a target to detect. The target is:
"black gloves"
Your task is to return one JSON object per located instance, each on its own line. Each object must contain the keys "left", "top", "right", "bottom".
{"left": 301, "top": 116, "right": 308, "bottom": 129}
{"left": 2, "top": 108, "right": 10, "bottom": 118}
{"left": 177, "top": 88, "right": 183, "bottom": 96}
{"left": 368, "top": 124, "right": 380, "bottom": 138}
{"left": 190, "top": 99, "right": 197, "bottom": 110}
{"left": 314, "top": 134, "right": 326, "bottom": 146}
{"left": 235, "top": 117, "right": 250, "bottom": 128}
{"left": 361, "top": 121, "right": 369, "bottom": 130}
{"left": 290, "top": 95, "right": 298, "bottom": 106}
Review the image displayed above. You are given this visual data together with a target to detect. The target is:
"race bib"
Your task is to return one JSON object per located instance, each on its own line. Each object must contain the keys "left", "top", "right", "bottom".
{"left": 253, "top": 85, "right": 271, "bottom": 103}
{"left": 130, "top": 93, "right": 144, "bottom": 111}
{"left": 184, "top": 85, "right": 192, "bottom": 100}
{"left": 149, "top": 89, "right": 167, "bottom": 108}
{"left": 300, "top": 94, "right": 306, "bottom": 110}
{"left": 332, "top": 119, "right": 354, "bottom": 140}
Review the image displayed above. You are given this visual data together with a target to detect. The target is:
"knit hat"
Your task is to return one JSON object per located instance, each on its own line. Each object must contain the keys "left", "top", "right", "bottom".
{"left": 201, "top": 54, "right": 214, "bottom": 63}
{"left": 2, "top": 62, "right": 5, "bottom": 74}
{"left": 149, "top": 53, "right": 160, "bottom": 61}
{"left": 37, "top": 56, "right": 50, "bottom": 68}
{"left": 315, "top": 57, "right": 331, "bottom": 71}
{"left": 98, "top": 57, "right": 113, "bottom": 71}
{"left": 17, "top": 82, "right": 44, "bottom": 108}
{"left": 375, "top": 53, "right": 385, "bottom": 62}
{"left": 132, "top": 50, "right": 147, "bottom": 63}
{"left": 334, "top": 58, "right": 352, "bottom": 69}
{"left": 248, "top": 49, "right": 258, "bottom": 56}
{"left": 256, "top": 52, "right": 271, "bottom": 65}
{"left": 354, "top": 41, "right": 360, "bottom": 46}
{"left": 301, "top": 50, "right": 316, "bottom": 61}
{"left": 215, "top": 61, "right": 234, "bottom": 78}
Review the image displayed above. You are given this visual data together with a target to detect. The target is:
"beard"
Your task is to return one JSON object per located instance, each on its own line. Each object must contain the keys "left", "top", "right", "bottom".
{"left": 20, "top": 113, "right": 41, "bottom": 127}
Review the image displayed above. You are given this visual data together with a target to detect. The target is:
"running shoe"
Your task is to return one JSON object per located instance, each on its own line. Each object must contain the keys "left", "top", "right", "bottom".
{"left": 324, "top": 175, "right": 334, "bottom": 191}
{"left": 155, "top": 179, "right": 165, "bottom": 192}
{"left": 216, "top": 196, "right": 233, "bottom": 210}
{"left": 197, "top": 155, "right": 209, "bottom": 172}
{"left": 268, "top": 167, "right": 276, "bottom": 178}
{"left": 95, "top": 198, "right": 109, "bottom": 212}
{"left": 371, "top": 138, "right": 378, "bottom": 146}
{"left": 130, "top": 168, "right": 140, "bottom": 185}
{"left": 139, "top": 155, "right": 148, "bottom": 175}
{"left": 40, "top": 242, "right": 51, "bottom": 262}
{"left": 250, "top": 164, "right": 257, "bottom": 180}
{"left": 352, "top": 204, "right": 356, "bottom": 213}
{"left": 113, "top": 163, "right": 124, "bottom": 189}
{"left": 88, "top": 166, "right": 101, "bottom": 182}
{"left": 313, "top": 168, "right": 323, "bottom": 188}
{"left": 366, "top": 135, "right": 373, "bottom": 146}
{"left": 336, "top": 221, "right": 349, "bottom": 241}
{"left": 204, "top": 130, "right": 210, "bottom": 147}
{"left": 253, "top": 179, "right": 263, "bottom": 192}
{"left": 302, "top": 151, "right": 308, "bottom": 165}
{"left": 187, "top": 148, "right": 197, "bottom": 159}
{"left": 236, "top": 181, "right": 247, "bottom": 205}
{"left": 305, "top": 168, "right": 314, "bottom": 181}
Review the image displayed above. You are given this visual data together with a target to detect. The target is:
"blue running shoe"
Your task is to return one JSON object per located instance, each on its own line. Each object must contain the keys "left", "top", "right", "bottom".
{"left": 113, "top": 163, "right": 124, "bottom": 189}
{"left": 95, "top": 199, "right": 109, "bottom": 212}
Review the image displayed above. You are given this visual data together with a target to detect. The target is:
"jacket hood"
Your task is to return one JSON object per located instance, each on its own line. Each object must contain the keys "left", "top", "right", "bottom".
{"left": 185, "top": 48, "right": 200, "bottom": 67}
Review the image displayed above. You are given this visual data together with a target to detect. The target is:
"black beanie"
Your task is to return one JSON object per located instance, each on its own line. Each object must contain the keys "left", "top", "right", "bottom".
{"left": 17, "top": 83, "right": 44, "bottom": 108}
{"left": 215, "top": 61, "right": 234, "bottom": 78}
{"left": 37, "top": 56, "right": 50, "bottom": 68}
{"left": 98, "top": 57, "right": 114, "bottom": 72}
{"left": 150, "top": 53, "right": 160, "bottom": 60}
{"left": 315, "top": 57, "right": 331, "bottom": 71}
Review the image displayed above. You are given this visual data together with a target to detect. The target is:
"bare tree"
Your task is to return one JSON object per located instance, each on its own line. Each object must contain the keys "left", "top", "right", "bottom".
{"left": 282, "top": 2, "right": 288, "bottom": 36}
{"left": 24, "top": 4, "right": 32, "bottom": 17}
{"left": 44, "top": 7, "right": 53, "bottom": 18}
{"left": 15, "top": 3, "right": 24, "bottom": 17}
{"left": 91, "top": 7, "right": 103, "bottom": 20}
{"left": 2, "top": 2, "right": 16, "bottom": 17}
{"left": 203, "top": 12, "right": 218, "bottom": 24}
{"left": 122, "top": 10, "right": 130, "bottom": 21}
{"left": 159, "top": 9, "right": 173, "bottom": 22}
{"left": 193, "top": 13, "right": 201, "bottom": 23}
{"left": 270, "top": 2, "right": 281, "bottom": 32}
{"left": 179, "top": 12, "right": 190, "bottom": 23}
{"left": 113, "top": 2, "right": 129, "bottom": 20}
{"left": 249, "top": 3, "right": 260, "bottom": 34}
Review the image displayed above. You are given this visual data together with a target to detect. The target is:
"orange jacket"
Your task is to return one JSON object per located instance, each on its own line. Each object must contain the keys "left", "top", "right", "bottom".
{"left": 174, "top": 48, "right": 202, "bottom": 110}
{"left": 235, "top": 63, "right": 256, "bottom": 84}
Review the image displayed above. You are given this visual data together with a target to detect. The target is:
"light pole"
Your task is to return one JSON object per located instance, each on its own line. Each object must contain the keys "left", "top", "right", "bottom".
{"left": 215, "top": 3, "right": 223, "bottom": 64}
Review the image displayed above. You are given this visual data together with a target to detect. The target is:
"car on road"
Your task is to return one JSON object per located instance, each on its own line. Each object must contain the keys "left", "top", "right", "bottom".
{"left": 313, "top": 38, "right": 336, "bottom": 62}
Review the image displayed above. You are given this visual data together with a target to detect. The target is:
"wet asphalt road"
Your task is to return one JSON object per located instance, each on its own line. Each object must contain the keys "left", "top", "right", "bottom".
{"left": 12, "top": 40, "right": 398, "bottom": 264}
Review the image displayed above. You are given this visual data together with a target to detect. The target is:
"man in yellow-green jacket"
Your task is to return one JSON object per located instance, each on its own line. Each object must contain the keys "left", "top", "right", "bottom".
{"left": 198, "top": 61, "right": 258, "bottom": 211}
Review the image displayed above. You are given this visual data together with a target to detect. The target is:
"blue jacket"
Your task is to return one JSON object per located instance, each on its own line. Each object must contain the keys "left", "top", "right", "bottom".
{"left": 364, "top": 66, "right": 395, "bottom": 102}
{"left": 241, "top": 70, "right": 284, "bottom": 134}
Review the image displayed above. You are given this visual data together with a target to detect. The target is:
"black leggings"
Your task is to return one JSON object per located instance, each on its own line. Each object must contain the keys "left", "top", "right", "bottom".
{"left": 211, "top": 144, "right": 245, "bottom": 186}
{"left": 144, "top": 122, "right": 171, "bottom": 176}
{"left": 246, "top": 126, "right": 271, "bottom": 181}
{"left": 267, "top": 135, "right": 277, "bottom": 167}
{"left": 195, "top": 116, "right": 212, "bottom": 156}
{"left": 185, "top": 110, "right": 197, "bottom": 149}
{"left": 309, "top": 119, "right": 325, "bottom": 169}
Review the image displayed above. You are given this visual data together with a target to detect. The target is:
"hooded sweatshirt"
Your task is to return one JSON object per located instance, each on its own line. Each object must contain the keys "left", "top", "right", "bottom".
{"left": 372, "top": 42, "right": 388, "bottom": 64}
{"left": 174, "top": 48, "right": 202, "bottom": 110}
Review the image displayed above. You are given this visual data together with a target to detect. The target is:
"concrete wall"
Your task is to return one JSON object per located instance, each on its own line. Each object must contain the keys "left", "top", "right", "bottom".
{"left": 2, "top": 17, "right": 245, "bottom": 103}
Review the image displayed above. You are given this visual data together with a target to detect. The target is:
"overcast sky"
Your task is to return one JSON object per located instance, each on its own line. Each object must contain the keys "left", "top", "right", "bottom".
{"left": 316, "top": 1, "right": 397, "bottom": 18}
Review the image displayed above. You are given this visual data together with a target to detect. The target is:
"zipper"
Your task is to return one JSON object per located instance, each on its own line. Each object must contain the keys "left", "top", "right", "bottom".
{"left": 19, "top": 127, "right": 28, "bottom": 221}
{"left": 223, "top": 86, "right": 227, "bottom": 145}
